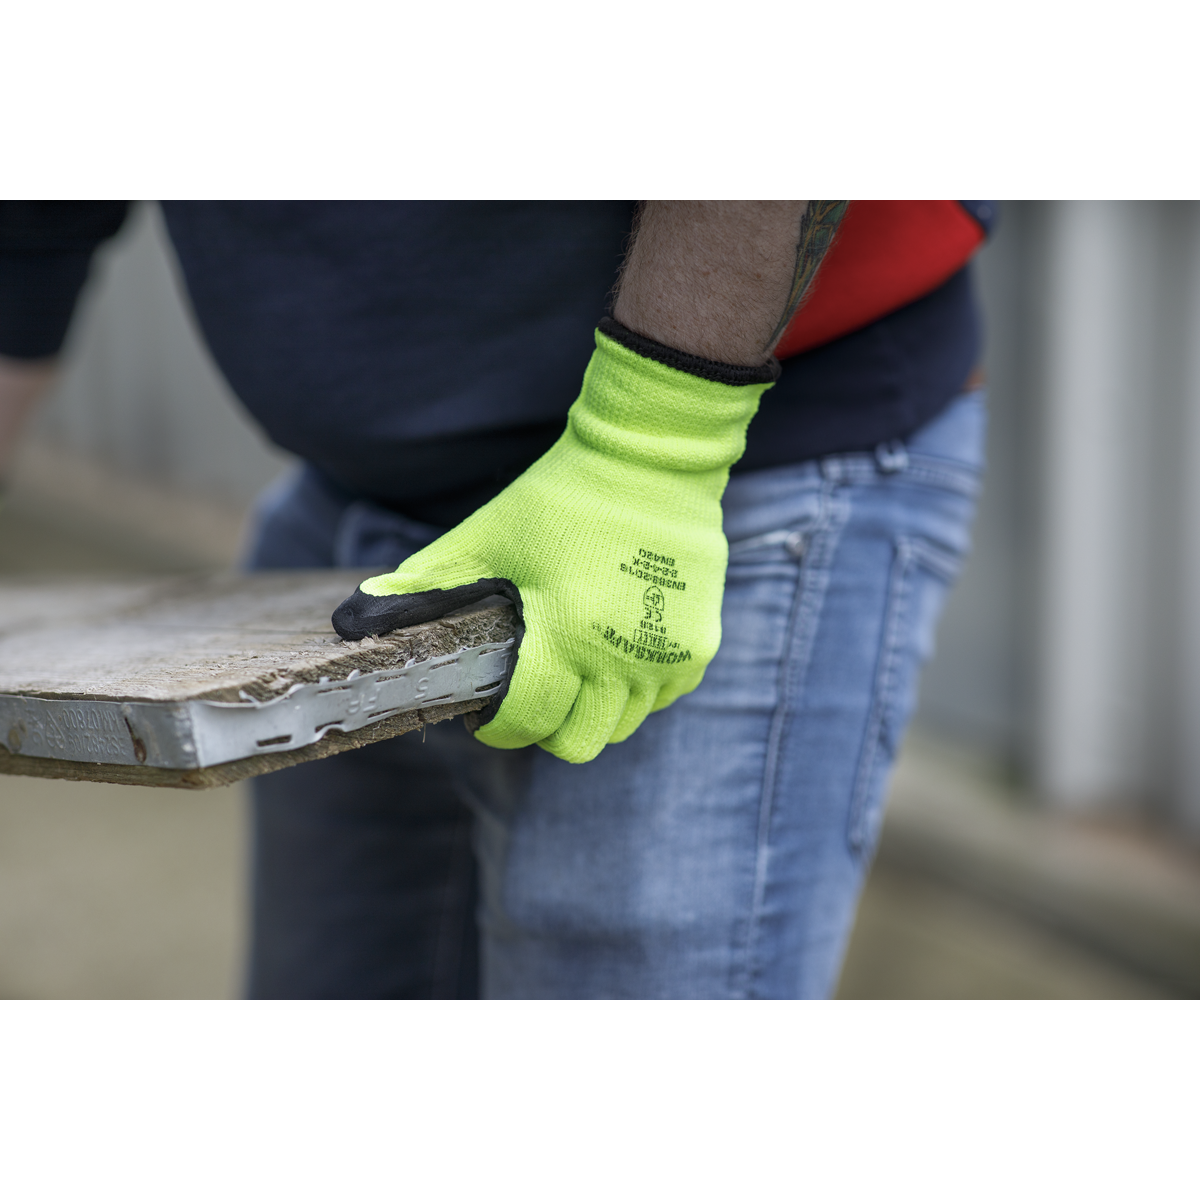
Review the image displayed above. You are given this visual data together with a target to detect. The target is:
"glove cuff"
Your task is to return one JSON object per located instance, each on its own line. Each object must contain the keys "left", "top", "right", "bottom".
{"left": 597, "top": 317, "right": 781, "bottom": 386}
{"left": 570, "top": 323, "right": 772, "bottom": 476}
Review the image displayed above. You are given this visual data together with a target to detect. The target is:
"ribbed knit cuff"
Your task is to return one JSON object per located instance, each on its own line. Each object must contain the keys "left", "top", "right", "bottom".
{"left": 597, "top": 317, "right": 781, "bottom": 386}
{"left": 574, "top": 326, "right": 768, "bottom": 475}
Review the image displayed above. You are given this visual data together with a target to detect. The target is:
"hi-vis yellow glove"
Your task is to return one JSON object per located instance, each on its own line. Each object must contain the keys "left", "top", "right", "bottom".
{"left": 332, "top": 318, "right": 776, "bottom": 763}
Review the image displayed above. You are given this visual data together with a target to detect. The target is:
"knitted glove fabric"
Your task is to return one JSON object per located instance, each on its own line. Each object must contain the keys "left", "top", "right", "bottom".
{"left": 332, "top": 320, "right": 775, "bottom": 763}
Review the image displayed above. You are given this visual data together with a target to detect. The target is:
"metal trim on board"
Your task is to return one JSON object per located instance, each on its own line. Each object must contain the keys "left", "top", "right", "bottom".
{"left": 0, "top": 640, "right": 513, "bottom": 770}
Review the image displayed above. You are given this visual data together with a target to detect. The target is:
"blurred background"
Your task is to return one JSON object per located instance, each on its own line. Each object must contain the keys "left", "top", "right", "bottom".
{"left": 1, "top": 201, "right": 1198, "bottom": 998}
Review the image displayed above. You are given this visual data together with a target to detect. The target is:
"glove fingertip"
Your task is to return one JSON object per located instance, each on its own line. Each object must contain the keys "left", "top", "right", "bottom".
{"left": 536, "top": 734, "right": 604, "bottom": 765}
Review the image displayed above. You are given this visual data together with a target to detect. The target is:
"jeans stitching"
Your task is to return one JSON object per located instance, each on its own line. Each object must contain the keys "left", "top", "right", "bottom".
{"left": 848, "top": 540, "right": 913, "bottom": 858}
{"left": 821, "top": 456, "right": 982, "bottom": 497}
{"left": 846, "top": 536, "right": 961, "bottom": 858}
{"left": 738, "top": 480, "right": 849, "bottom": 997}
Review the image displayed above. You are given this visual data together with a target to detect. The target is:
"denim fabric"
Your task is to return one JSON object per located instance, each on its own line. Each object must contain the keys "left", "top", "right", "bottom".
{"left": 245, "top": 389, "right": 985, "bottom": 999}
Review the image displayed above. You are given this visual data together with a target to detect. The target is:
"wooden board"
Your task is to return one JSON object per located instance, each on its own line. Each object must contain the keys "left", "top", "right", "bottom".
{"left": 0, "top": 571, "right": 517, "bottom": 789}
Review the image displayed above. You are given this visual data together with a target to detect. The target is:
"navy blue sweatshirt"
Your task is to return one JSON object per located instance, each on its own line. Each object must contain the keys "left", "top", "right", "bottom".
{"left": 0, "top": 201, "right": 987, "bottom": 525}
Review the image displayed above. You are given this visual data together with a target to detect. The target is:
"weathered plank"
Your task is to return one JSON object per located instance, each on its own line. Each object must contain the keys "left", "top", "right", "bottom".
{"left": 0, "top": 571, "right": 517, "bottom": 789}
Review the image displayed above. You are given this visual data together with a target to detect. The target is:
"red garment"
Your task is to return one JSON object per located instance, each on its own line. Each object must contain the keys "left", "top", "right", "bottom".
{"left": 774, "top": 201, "right": 986, "bottom": 360}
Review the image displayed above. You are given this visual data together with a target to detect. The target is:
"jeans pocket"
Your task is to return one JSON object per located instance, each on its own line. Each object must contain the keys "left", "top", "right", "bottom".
{"left": 846, "top": 534, "right": 962, "bottom": 860}
{"left": 726, "top": 524, "right": 813, "bottom": 566}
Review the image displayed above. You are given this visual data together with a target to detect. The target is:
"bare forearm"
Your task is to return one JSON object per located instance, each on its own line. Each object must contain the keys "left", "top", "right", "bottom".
{"left": 0, "top": 356, "right": 57, "bottom": 483}
{"left": 612, "top": 200, "right": 847, "bottom": 366}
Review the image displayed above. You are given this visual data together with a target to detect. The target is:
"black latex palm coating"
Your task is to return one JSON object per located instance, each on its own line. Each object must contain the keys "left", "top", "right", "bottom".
{"left": 331, "top": 578, "right": 524, "bottom": 727}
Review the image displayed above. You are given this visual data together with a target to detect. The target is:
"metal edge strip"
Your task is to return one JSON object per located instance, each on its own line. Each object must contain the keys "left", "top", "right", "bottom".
{"left": 0, "top": 639, "right": 514, "bottom": 770}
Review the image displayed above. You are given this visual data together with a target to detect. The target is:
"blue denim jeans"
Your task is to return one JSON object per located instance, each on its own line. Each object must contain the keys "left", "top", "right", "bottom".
{"left": 245, "top": 389, "right": 985, "bottom": 998}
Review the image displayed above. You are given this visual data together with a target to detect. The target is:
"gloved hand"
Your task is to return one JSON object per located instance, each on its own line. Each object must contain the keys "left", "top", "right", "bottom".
{"left": 332, "top": 318, "right": 776, "bottom": 763}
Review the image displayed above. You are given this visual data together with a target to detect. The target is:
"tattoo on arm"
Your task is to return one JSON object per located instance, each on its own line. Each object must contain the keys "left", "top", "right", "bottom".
{"left": 766, "top": 201, "right": 849, "bottom": 349}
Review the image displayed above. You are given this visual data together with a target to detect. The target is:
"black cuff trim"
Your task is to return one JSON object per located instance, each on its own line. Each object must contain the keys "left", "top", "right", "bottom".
{"left": 598, "top": 317, "right": 781, "bottom": 385}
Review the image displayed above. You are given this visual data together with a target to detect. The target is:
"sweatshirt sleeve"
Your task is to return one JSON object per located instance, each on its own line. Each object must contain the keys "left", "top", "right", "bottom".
{"left": 0, "top": 201, "right": 131, "bottom": 359}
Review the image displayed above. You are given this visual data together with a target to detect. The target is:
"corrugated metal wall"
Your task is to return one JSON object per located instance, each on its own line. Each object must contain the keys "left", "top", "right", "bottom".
{"left": 923, "top": 202, "right": 1200, "bottom": 832}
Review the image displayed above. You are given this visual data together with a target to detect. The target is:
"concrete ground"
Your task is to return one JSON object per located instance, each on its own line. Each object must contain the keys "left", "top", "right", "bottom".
{"left": 840, "top": 855, "right": 1173, "bottom": 999}
{"left": 1, "top": 488, "right": 1194, "bottom": 999}
{"left": 0, "top": 774, "right": 245, "bottom": 999}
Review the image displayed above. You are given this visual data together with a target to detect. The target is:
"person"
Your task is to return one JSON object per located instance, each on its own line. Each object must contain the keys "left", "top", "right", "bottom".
{"left": 0, "top": 200, "right": 991, "bottom": 998}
